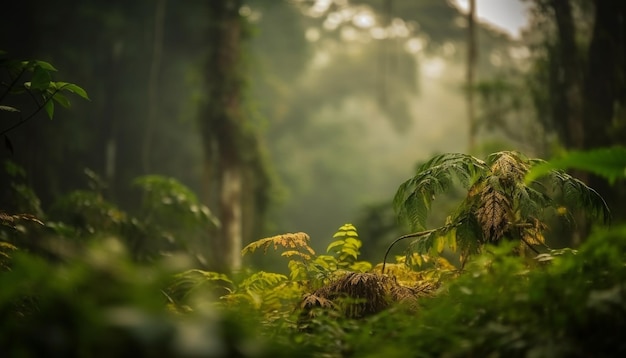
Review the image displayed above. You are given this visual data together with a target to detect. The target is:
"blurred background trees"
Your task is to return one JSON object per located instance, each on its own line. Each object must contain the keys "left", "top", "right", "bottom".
{"left": 1, "top": 0, "right": 624, "bottom": 269}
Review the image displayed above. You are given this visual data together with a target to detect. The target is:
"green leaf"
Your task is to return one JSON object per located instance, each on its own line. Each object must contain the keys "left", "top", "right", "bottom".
{"left": 31, "top": 66, "right": 52, "bottom": 90}
{"left": 56, "top": 82, "right": 90, "bottom": 100}
{"left": 44, "top": 100, "right": 54, "bottom": 119}
{"left": 0, "top": 105, "right": 19, "bottom": 112}
{"left": 327, "top": 240, "right": 345, "bottom": 252}
{"left": 342, "top": 247, "right": 359, "bottom": 259}
{"left": 344, "top": 237, "right": 361, "bottom": 248}
{"left": 51, "top": 91, "right": 71, "bottom": 108}
{"left": 34, "top": 60, "right": 57, "bottom": 71}
{"left": 345, "top": 230, "right": 358, "bottom": 237}
{"left": 525, "top": 147, "right": 626, "bottom": 184}
{"left": 435, "top": 235, "right": 445, "bottom": 253}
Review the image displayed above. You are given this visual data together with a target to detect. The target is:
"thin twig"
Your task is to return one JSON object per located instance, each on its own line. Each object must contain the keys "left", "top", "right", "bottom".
{"left": 381, "top": 229, "right": 437, "bottom": 274}
{"left": 0, "top": 88, "right": 60, "bottom": 137}
{"left": 0, "top": 67, "right": 26, "bottom": 103}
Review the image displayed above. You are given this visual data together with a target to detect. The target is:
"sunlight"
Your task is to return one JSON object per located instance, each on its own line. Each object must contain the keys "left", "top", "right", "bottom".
{"left": 453, "top": 0, "right": 528, "bottom": 38}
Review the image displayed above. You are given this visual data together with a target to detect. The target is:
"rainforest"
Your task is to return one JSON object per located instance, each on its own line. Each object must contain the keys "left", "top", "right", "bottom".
{"left": 1, "top": 0, "right": 626, "bottom": 357}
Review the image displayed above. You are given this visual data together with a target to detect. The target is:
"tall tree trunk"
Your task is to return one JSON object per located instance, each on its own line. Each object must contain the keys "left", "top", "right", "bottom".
{"left": 200, "top": 0, "right": 245, "bottom": 271}
{"left": 548, "top": 0, "right": 587, "bottom": 244}
{"left": 550, "top": 0, "right": 584, "bottom": 149}
{"left": 467, "top": 0, "right": 477, "bottom": 152}
{"left": 143, "top": 0, "right": 167, "bottom": 173}
{"left": 583, "top": 0, "right": 626, "bottom": 220}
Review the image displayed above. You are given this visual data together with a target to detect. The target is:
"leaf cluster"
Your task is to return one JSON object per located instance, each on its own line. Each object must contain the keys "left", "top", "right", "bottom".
{"left": 393, "top": 151, "right": 610, "bottom": 263}
{"left": 1, "top": 52, "right": 89, "bottom": 144}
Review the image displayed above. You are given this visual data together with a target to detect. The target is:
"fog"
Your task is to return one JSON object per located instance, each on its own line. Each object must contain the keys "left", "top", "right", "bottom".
{"left": 0, "top": 0, "right": 532, "bottom": 258}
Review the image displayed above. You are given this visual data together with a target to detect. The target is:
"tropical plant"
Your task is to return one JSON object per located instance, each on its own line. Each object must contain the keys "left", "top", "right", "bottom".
{"left": 0, "top": 51, "right": 89, "bottom": 143}
{"left": 392, "top": 151, "right": 610, "bottom": 265}
{"left": 525, "top": 146, "right": 626, "bottom": 184}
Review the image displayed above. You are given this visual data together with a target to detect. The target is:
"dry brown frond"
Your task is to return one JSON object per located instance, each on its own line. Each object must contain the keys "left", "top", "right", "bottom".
{"left": 491, "top": 152, "right": 528, "bottom": 183}
{"left": 476, "top": 186, "right": 512, "bottom": 243}
{"left": 242, "top": 232, "right": 315, "bottom": 256}
{"left": 389, "top": 280, "right": 437, "bottom": 309}
{"left": 281, "top": 250, "right": 312, "bottom": 260}
{"left": 300, "top": 293, "right": 335, "bottom": 310}
{"left": 0, "top": 212, "right": 44, "bottom": 228}
{"left": 303, "top": 272, "right": 390, "bottom": 318}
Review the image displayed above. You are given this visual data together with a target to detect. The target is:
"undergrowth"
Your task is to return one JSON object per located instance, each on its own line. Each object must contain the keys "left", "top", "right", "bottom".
{"left": 1, "top": 148, "right": 625, "bottom": 357}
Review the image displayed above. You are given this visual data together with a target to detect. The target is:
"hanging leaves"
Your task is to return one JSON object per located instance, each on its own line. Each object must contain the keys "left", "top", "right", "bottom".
{"left": 241, "top": 232, "right": 315, "bottom": 256}
{"left": 392, "top": 150, "right": 610, "bottom": 261}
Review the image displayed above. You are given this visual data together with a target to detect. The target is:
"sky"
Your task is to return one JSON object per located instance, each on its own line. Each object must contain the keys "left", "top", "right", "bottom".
{"left": 453, "top": 0, "right": 529, "bottom": 38}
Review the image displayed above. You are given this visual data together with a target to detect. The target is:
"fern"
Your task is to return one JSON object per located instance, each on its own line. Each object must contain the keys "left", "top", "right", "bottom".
{"left": 392, "top": 150, "right": 610, "bottom": 263}
{"left": 242, "top": 232, "right": 314, "bottom": 256}
{"left": 0, "top": 241, "right": 17, "bottom": 270}
{"left": 525, "top": 146, "right": 626, "bottom": 184}
{"left": 327, "top": 224, "right": 371, "bottom": 272}
{"left": 167, "top": 269, "right": 233, "bottom": 302}
{"left": 394, "top": 153, "right": 488, "bottom": 230}
{"left": 549, "top": 170, "right": 610, "bottom": 223}
{"left": 239, "top": 271, "right": 288, "bottom": 293}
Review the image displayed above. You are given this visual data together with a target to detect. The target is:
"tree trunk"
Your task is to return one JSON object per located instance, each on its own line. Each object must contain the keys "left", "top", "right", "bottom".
{"left": 200, "top": 0, "right": 245, "bottom": 271}
{"left": 583, "top": 0, "right": 626, "bottom": 220}
{"left": 550, "top": 0, "right": 584, "bottom": 149}
{"left": 467, "top": 0, "right": 477, "bottom": 152}
{"left": 143, "top": 0, "right": 167, "bottom": 173}
{"left": 583, "top": 0, "right": 624, "bottom": 148}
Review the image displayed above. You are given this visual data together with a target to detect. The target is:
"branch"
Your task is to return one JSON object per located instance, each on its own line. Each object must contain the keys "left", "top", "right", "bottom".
{"left": 0, "top": 88, "right": 60, "bottom": 137}
{"left": 381, "top": 229, "right": 437, "bottom": 274}
{"left": 519, "top": 236, "right": 541, "bottom": 255}
{"left": 0, "top": 67, "right": 26, "bottom": 103}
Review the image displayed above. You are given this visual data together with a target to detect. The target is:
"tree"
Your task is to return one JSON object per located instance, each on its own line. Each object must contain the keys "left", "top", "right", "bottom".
{"left": 539, "top": 0, "right": 626, "bottom": 220}
{"left": 466, "top": 0, "right": 478, "bottom": 152}
{"left": 198, "top": 1, "right": 271, "bottom": 271}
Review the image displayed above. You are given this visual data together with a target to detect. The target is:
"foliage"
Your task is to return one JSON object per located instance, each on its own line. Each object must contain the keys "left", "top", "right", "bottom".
{"left": 393, "top": 151, "right": 609, "bottom": 263}
{"left": 130, "top": 175, "right": 219, "bottom": 262}
{"left": 342, "top": 225, "right": 626, "bottom": 357}
{"left": 0, "top": 238, "right": 302, "bottom": 357}
{"left": 525, "top": 146, "right": 626, "bottom": 184}
{"left": 2, "top": 146, "right": 626, "bottom": 356}
{"left": 0, "top": 51, "right": 89, "bottom": 140}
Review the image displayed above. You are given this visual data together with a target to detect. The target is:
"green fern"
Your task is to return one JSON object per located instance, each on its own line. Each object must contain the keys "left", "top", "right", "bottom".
{"left": 238, "top": 271, "right": 288, "bottom": 293}
{"left": 327, "top": 224, "right": 372, "bottom": 272}
{"left": 393, "top": 153, "right": 488, "bottom": 231}
{"left": 525, "top": 146, "right": 626, "bottom": 184}
{"left": 167, "top": 269, "right": 233, "bottom": 303}
{"left": 392, "top": 151, "right": 610, "bottom": 263}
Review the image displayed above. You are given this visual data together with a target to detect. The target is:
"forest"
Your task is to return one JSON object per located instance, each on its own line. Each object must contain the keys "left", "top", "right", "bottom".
{"left": 1, "top": 0, "right": 626, "bottom": 356}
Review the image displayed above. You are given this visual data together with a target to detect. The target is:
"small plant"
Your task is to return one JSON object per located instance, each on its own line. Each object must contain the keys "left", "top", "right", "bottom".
{"left": 1, "top": 51, "right": 89, "bottom": 147}
{"left": 392, "top": 151, "right": 610, "bottom": 266}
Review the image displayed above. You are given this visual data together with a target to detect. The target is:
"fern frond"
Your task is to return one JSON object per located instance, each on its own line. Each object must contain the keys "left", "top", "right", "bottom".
{"left": 242, "top": 232, "right": 314, "bottom": 256}
{"left": 513, "top": 182, "right": 553, "bottom": 218}
{"left": 393, "top": 153, "right": 488, "bottom": 230}
{"left": 487, "top": 151, "right": 529, "bottom": 183}
{"left": 0, "top": 212, "right": 44, "bottom": 228}
{"left": 281, "top": 250, "right": 312, "bottom": 260}
{"left": 525, "top": 146, "right": 626, "bottom": 184}
{"left": 475, "top": 184, "right": 512, "bottom": 243}
{"left": 168, "top": 269, "right": 233, "bottom": 301}
{"left": 239, "top": 271, "right": 288, "bottom": 292}
{"left": 328, "top": 223, "right": 363, "bottom": 265}
{"left": 549, "top": 170, "right": 610, "bottom": 223}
